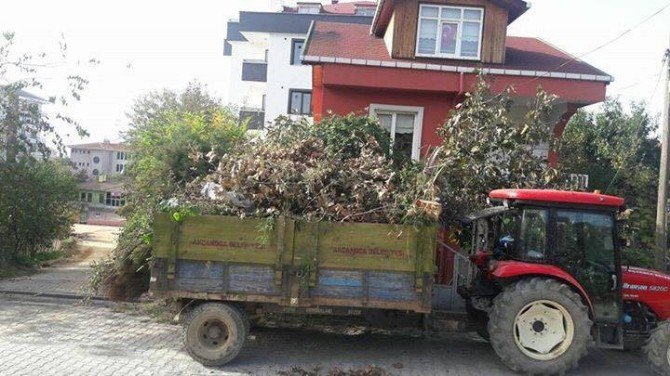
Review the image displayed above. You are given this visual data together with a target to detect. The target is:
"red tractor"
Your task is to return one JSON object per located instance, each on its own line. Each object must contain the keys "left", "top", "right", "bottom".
{"left": 459, "top": 189, "right": 670, "bottom": 375}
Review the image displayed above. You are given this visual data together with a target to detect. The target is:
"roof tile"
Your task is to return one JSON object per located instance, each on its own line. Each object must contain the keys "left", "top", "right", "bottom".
{"left": 305, "top": 22, "right": 610, "bottom": 79}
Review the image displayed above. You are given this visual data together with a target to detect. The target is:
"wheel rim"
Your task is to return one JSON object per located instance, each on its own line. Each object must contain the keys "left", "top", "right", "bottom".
{"left": 197, "top": 318, "right": 230, "bottom": 350}
{"left": 513, "top": 299, "right": 575, "bottom": 361}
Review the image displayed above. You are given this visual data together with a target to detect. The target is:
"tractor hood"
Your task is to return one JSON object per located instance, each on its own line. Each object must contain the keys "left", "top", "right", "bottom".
{"left": 622, "top": 266, "right": 670, "bottom": 320}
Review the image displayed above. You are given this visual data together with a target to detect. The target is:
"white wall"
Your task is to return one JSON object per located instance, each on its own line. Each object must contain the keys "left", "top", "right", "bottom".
{"left": 70, "top": 148, "right": 128, "bottom": 177}
{"left": 265, "top": 32, "right": 313, "bottom": 124}
{"left": 227, "top": 40, "right": 268, "bottom": 110}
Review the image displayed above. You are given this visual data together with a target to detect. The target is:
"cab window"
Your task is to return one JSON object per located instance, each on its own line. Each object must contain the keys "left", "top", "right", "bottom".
{"left": 519, "top": 208, "right": 548, "bottom": 259}
{"left": 554, "top": 210, "right": 615, "bottom": 270}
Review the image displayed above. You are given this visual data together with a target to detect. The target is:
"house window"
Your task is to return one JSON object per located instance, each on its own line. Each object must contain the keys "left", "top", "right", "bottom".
{"left": 416, "top": 4, "right": 484, "bottom": 60}
{"left": 369, "top": 104, "right": 424, "bottom": 161}
{"left": 298, "top": 4, "right": 321, "bottom": 14}
{"left": 116, "top": 164, "right": 124, "bottom": 173}
{"left": 80, "top": 192, "right": 86, "bottom": 201}
{"left": 117, "top": 152, "right": 125, "bottom": 160}
{"left": 92, "top": 169, "right": 99, "bottom": 176}
{"left": 355, "top": 7, "right": 375, "bottom": 16}
{"left": 288, "top": 90, "right": 311, "bottom": 115}
{"left": 291, "top": 39, "right": 305, "bottom": 65}
{"left": 87, "top": 192, "right": 92, "bottom": 203}
{"left": 93, "top": 156, "right": 100, "bottom": 164}
{"left": 105, "top": 192, "right": 125, "bottom": 207}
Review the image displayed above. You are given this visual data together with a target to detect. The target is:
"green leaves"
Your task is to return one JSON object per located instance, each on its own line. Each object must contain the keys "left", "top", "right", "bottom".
{"left": 560, "top": 99, "right": 659, "bottom": 249}
{"left": 0, "top": 159, "right": 78, "bottom": 262}
{"left": 434, "top": 73, "right": 560, "bottom": 224}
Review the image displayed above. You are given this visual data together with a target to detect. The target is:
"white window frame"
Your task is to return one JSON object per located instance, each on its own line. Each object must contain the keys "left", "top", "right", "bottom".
{"left": 415, "top": 4, "right": 485, "bottom": 61}
{"left": 369, "top": 104, "right": 424, "bottom": 162}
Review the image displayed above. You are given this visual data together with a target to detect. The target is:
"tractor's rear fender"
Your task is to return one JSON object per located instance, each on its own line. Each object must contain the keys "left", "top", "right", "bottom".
{"left": 489, "top": 260, "right": 594, "bottom": 314}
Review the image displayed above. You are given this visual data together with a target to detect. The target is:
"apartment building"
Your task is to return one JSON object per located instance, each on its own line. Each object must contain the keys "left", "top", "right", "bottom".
{"left": 69, "top": 140, "right": 131, "bottom": 178}
{"left": 224, "top": 1, "right": 376, "bottom": 129}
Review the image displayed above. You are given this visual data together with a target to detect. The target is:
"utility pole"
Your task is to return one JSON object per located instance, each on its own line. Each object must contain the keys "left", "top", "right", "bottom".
{"left": 655, "top": 47, "right": 670, "bottom": 271}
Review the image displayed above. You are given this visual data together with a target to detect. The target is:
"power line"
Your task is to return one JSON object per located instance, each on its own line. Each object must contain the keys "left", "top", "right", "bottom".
{"left": 518, "top": 1, "right": 670, "bottom": 88}
{"left": 604, "top": 52, "right": 668, "bottom": 193}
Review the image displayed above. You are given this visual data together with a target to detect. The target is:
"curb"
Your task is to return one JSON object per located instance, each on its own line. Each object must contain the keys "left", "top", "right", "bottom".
{"left": 0, "top": 290, "right": 113, "bottom": 307}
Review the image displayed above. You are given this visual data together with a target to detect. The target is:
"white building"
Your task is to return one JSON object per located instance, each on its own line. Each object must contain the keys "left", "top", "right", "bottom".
{"left": 68, "top": 140, "right": 131, "bottom": 178}
{"left": 224, "top": 1, "right": 375, "bottom": 129}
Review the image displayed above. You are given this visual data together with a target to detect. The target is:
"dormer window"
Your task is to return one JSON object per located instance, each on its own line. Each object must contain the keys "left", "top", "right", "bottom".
{"left": 355, "top": 7, "right": 375, "bottom": 16}
{"left": 416, "top": 4, "right": 484, "bottom": 60}
{"left": 298, "top": 3, "right": 322, "bottom": 14}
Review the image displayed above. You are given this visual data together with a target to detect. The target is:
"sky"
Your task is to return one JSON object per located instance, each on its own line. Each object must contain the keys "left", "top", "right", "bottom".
{"left": 1, "top": 0, "right": 669, "bottom": 146}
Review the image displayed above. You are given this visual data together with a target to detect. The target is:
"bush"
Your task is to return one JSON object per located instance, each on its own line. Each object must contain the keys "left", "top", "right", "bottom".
{"left": 91, "top": 83, "right": 246, "bottom": 300}
{"left": 0, "top": 159, "right": 78, "bottom": 266}
{"left": 621, "top": 247, "right": 655, "bottom": 269}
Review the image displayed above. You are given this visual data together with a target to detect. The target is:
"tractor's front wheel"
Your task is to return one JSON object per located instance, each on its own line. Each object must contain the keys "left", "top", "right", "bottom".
{"left": 645, "top": 321, "right": 670, "bottom": 375}
{"left": 488, "top": 278, "right": 592, "bottom": 375}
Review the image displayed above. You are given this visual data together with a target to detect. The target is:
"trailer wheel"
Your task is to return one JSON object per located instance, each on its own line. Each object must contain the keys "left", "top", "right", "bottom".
{"left": 645, "top": 321, "right": 670, "bottom": 375}
{"left": 183, "top": 302, "right": 247, "bottom": 366}
{"left": 488, "top": 278, "right": 591, "bottom": 375}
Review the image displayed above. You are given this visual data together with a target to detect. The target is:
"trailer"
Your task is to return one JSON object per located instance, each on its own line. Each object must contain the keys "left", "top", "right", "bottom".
{"left": 151, "top": 213, "right": 439, "bottom": 365}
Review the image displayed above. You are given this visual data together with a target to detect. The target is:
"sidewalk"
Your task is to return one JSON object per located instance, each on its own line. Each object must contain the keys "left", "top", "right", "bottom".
{"left": 0, "top": 224, "right": 119, "bottom": 298}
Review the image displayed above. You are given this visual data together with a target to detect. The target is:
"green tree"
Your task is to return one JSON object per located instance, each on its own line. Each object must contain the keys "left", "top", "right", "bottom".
{"left": 92, "top": 83, "right": 246, "bottom": 299}
{"left": 0, "top": 32, "right": 92, "bottom": 267}
{"left": 435, "top": 75, "right": 562, "bottom": 223}
{"left": 1, "top": 32, "right": 92, "bottom": 161}
{"left": 560, "top": 99, "right": 659, "bottom": 260}
{"left": 0, "top": 159, "right": 78, "bottom": 264}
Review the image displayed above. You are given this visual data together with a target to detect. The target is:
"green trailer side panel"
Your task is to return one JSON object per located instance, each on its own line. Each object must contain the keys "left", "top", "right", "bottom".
{"left": 154, "top": 214, "right": 278, "bottom": 265}
{"left": 313, "top": 222, "right": 436, "bottom": 273}
{"left": 154, "top": 214, "right": 437, "bottom": 273}
{"left": 152, "top": 214, "right": 438, "bottom": 311}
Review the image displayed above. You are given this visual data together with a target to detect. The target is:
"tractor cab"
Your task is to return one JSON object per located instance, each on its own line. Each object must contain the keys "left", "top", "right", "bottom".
{"left": 460, "top": 189, "right": 627, "bottom": 366}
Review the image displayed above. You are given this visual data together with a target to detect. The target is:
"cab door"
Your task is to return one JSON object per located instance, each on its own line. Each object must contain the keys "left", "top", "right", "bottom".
{"left": 550, "top": 208, "right": 622, "bottom": 326}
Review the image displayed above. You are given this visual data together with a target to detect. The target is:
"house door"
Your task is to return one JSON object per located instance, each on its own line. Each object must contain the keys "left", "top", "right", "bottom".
{"left": 370, "top": 105, "right": 424, "bottom": 161}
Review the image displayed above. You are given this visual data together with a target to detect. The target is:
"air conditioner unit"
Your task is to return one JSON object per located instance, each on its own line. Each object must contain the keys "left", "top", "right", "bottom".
{"left": 569, "top": 174, "right": 589, "bottom": 190}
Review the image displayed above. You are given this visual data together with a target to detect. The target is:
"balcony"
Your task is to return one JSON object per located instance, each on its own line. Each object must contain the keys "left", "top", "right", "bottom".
{"left": 242, "top": 59, "right": 267, "bottom": 82}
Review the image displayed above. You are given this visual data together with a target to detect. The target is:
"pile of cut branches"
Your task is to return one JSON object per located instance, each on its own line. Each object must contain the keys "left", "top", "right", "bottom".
{"left": 182, "top": 115, "right": 439, "bottom": 226}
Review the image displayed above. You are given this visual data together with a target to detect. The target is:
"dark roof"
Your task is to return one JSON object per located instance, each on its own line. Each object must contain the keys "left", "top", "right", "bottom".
{"left": 69, "top": 142, "right": 130, "bottom": 152}
{"left": 223, "top": 10, "right": 373, "bottom": 56}
{"left": 304, "top": 22, "right": 612, "bottom": 81}
{"left": 372, "top": 0, "right": 528, "bottom": 36}
{"left": 0, "top": 87, "right": 48, "bottom": 103}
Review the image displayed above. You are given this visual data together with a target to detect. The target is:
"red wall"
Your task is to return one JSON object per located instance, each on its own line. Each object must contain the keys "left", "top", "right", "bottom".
{"left": 320, "top": 85, "right": 456, "bottom": 151}
{"left": 313, "top": 63, "right": 607, "bottom": 156}
{"left": 320, "top": 64, "right": 608, "bottom": 104}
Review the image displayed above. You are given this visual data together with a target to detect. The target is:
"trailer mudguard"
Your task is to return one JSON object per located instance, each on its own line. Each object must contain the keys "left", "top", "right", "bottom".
{"left": 490, "top": 260, "right": 594, "bottom": 311}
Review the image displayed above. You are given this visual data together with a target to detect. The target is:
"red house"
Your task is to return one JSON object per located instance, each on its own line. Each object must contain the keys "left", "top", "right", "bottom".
{"left": 303, "top": 0, "right": 612, "bottom": 164}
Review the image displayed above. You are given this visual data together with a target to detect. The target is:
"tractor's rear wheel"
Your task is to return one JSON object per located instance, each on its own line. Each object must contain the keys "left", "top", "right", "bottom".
{"left": 645, "top": 321, "right": 670, "bottom": 375}
{"left": 488, "top": 278, "right": 592, "bottom": 375}
{"left": 183, "top": 302, "right": 247, "bottom": 366}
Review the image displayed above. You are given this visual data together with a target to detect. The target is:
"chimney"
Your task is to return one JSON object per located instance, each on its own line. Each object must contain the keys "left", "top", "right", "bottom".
{"left": 331, "top": 0, "right": 339, "bottom": 4}
{"left": 103, "top": 139, "right": 110, "bottom": 144}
